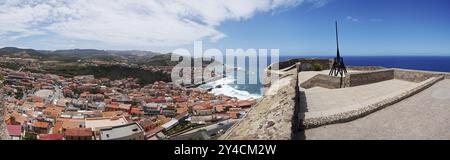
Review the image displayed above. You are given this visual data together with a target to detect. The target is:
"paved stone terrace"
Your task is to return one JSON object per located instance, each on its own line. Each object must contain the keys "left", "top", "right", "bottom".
{"left": 302, "top": 79, "right": 450, "bottom": 140}
{"left": 300, "top": 79, "right": 420, "bottom": 113}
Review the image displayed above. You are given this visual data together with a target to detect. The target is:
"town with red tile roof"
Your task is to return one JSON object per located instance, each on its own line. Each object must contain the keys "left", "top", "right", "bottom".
{"left": 0, "top": 66, "right": 256, "bottom": 140}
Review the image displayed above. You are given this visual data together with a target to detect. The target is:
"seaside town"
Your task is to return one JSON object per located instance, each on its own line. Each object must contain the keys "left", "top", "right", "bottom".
{"left": 0, "top": 65, "right": 256, "bottom": 140}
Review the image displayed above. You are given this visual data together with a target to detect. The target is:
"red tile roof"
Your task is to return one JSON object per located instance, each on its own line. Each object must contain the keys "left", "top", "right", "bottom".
{"left": 38, "top": 134, "right": 64, "bottom": 140}
{"left": 7, "top": 125, "right": 22, "bottom": 136}
{"left": 32, "top": 121, "right": 50, "bottom": 128}
{"left": 193, "top": 103, "right": 212, "bottom": 110}
{"left": 53, "top": 121, "right": 63, "bottom": 134}
{"left": 64, "top": 128, "right": 93, "bottom": 137}
{"left": 44, "top": 107, "right": 64, "bottom": 118}
{"left": 130, "top": 107, "right": 143, "bottom": 115}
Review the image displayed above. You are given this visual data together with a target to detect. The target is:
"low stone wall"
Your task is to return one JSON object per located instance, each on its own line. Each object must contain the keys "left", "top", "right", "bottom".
{"left": 300, "top": 76, "right": 444, "bottom": 129}
{"left": 347, "top": 66, "right": 386, "bottom": 71}
{"left": 300, "top": 69, "right": 393, "bottom": 89}
{"left": 301, "top": 74, "right": 344, "bottom": 89}
{"left": 300, "top": 68, "right": 448, "bottom": 89}
{"left": 269, "top": 58, "right": 331, "bottom": 71}
{"left": 347, "top": 69, "right": 394, "bottom": 87}
{"left": 394, "top": 69, "right": 450, "bottom": 82}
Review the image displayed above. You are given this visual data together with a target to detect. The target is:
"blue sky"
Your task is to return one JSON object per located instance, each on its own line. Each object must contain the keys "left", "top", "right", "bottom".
{"left": 206, "top": 0, "right": 450, "bottom": 56}
{"left": 1, "top": 0, "right": 450, "bottom": 56}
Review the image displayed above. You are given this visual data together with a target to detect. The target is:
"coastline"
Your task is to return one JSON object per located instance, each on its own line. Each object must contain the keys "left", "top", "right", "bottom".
{"left": 198, "top": 76, "right": 263, "bottom": 100}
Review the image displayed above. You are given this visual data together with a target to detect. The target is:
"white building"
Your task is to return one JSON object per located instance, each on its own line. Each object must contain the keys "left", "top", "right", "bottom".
{"left": 99, "top": 122, "right": 144, "bottom": 140}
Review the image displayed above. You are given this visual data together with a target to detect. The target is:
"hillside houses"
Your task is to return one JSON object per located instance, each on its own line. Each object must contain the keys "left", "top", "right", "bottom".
{"left": 0, "top": 67, "right": 256, "bottom": 140}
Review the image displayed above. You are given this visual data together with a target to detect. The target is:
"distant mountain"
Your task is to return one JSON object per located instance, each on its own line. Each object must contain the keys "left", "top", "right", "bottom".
{"left": 0, "top": 47, "right": 165, "bottom": 64}
{"left": 0, "top": 47, "right": 218, "bottom": 67}
{"left": 50, "top": 49, "right": 159, "bottom": 62}
{"left": 0, "top": 47, "right": 48, "bottom": 59}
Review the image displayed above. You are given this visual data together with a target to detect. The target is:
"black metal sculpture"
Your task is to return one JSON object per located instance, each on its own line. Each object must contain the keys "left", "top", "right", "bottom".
{"left": 329, "top": 21, "right": 348, "bottom": 77}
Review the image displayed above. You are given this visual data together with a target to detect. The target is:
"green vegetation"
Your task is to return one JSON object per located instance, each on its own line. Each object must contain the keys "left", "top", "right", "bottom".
{"left": 0, "top": 63, "right": 21, "bottom": 70}
{"left": 90, "top": 87, "right": 100, "bottom": 94}
{"left": 139, "top": 53, "right": 179, "bottom": 66}
{"left": 42, "top": 65, "right": 171, "bottom": 86}
{"left": 313, "top": 63, "right": 323, "bottom": 71}
{"left": 14, "top": 88, "right": 24, "bottom": 99}
{"left": 23, "top": 132, "right": 37, "bottom": 140}
{"left": 73, "top": 88, "right": 82, "bottom": 95}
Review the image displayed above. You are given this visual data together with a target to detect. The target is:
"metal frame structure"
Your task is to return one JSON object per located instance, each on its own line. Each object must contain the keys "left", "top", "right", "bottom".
{"left": 329, "top": 21, "right": 348, "bottom": 77}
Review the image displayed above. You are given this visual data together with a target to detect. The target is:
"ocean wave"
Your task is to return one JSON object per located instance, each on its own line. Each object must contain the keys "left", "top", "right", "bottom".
{"left": 199, "top": 77, "right": 262, "bottom": 100}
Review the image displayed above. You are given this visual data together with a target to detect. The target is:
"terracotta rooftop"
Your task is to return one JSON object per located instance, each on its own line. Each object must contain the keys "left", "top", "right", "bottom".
{"left": 7, "top": 125, "right": 22, "bottom": 136}
{"left": 32, "top": 121, "right": 50, "bottom": 128}
{"left": 44, "top": 107, "right": 64, "bottom": 118}
{"left": 53, "top": 121, "right": 63, "bottom": 134}
{"left": 38, "top": 134, "right": 64, "bottom": 140}
{"left": 64, "top": 128, "right": 93, "bottom": 137}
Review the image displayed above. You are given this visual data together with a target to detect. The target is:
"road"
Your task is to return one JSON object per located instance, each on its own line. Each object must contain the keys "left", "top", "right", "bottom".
{"left": 301, "top": 79, "right": 450, "bottom": 140}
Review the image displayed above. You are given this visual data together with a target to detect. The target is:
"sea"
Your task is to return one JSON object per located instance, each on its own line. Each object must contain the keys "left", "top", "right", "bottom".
{"left": 199, "top": 56, "right": 450, "bottom": 100}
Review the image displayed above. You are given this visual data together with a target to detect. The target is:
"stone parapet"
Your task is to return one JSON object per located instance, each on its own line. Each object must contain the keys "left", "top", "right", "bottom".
{"left": 347, "top": 69, "right": 394, "bottom": 87}
{"left": 393, "top": 68, "right": 450, "bottom": 82}
{"left": 268, "top": 59, "right": 332, "bottom": 72}
{"left": 300, "top": 74, "right": 344, "bottom": 89}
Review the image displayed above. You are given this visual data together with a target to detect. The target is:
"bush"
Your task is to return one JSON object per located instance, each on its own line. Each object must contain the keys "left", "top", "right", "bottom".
{"left": 313, "top": 63, "right": 323, "bottom": 71}
{"left": 23, "top": 132, "right": 37, "bottom": 140}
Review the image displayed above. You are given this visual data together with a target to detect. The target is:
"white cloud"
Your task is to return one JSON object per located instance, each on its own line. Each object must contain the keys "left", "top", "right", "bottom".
{"left": 0, "top": 0, "right": 328, "bottom": 49}
{"left": 346, "top": 16, "right": 359, "bottom": 22}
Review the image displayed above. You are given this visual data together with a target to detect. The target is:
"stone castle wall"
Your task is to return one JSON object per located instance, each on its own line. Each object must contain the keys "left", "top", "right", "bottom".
{"left": 269, "top": 58, "right": 332, "bottom": 71}
{"left": 347, "top": 69, "right": 394, "bottom": 87}
{"left": 394, "top": 69, "right": 450, "bottom": 82}
{"left": 347, "top": 66, "right": 386, "bottom": 71}
{"left": 301, "top": 74, "right": 344, "bottom": 89}
{"left": 300, "top": 68, "right": 450, "bottom": 89}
